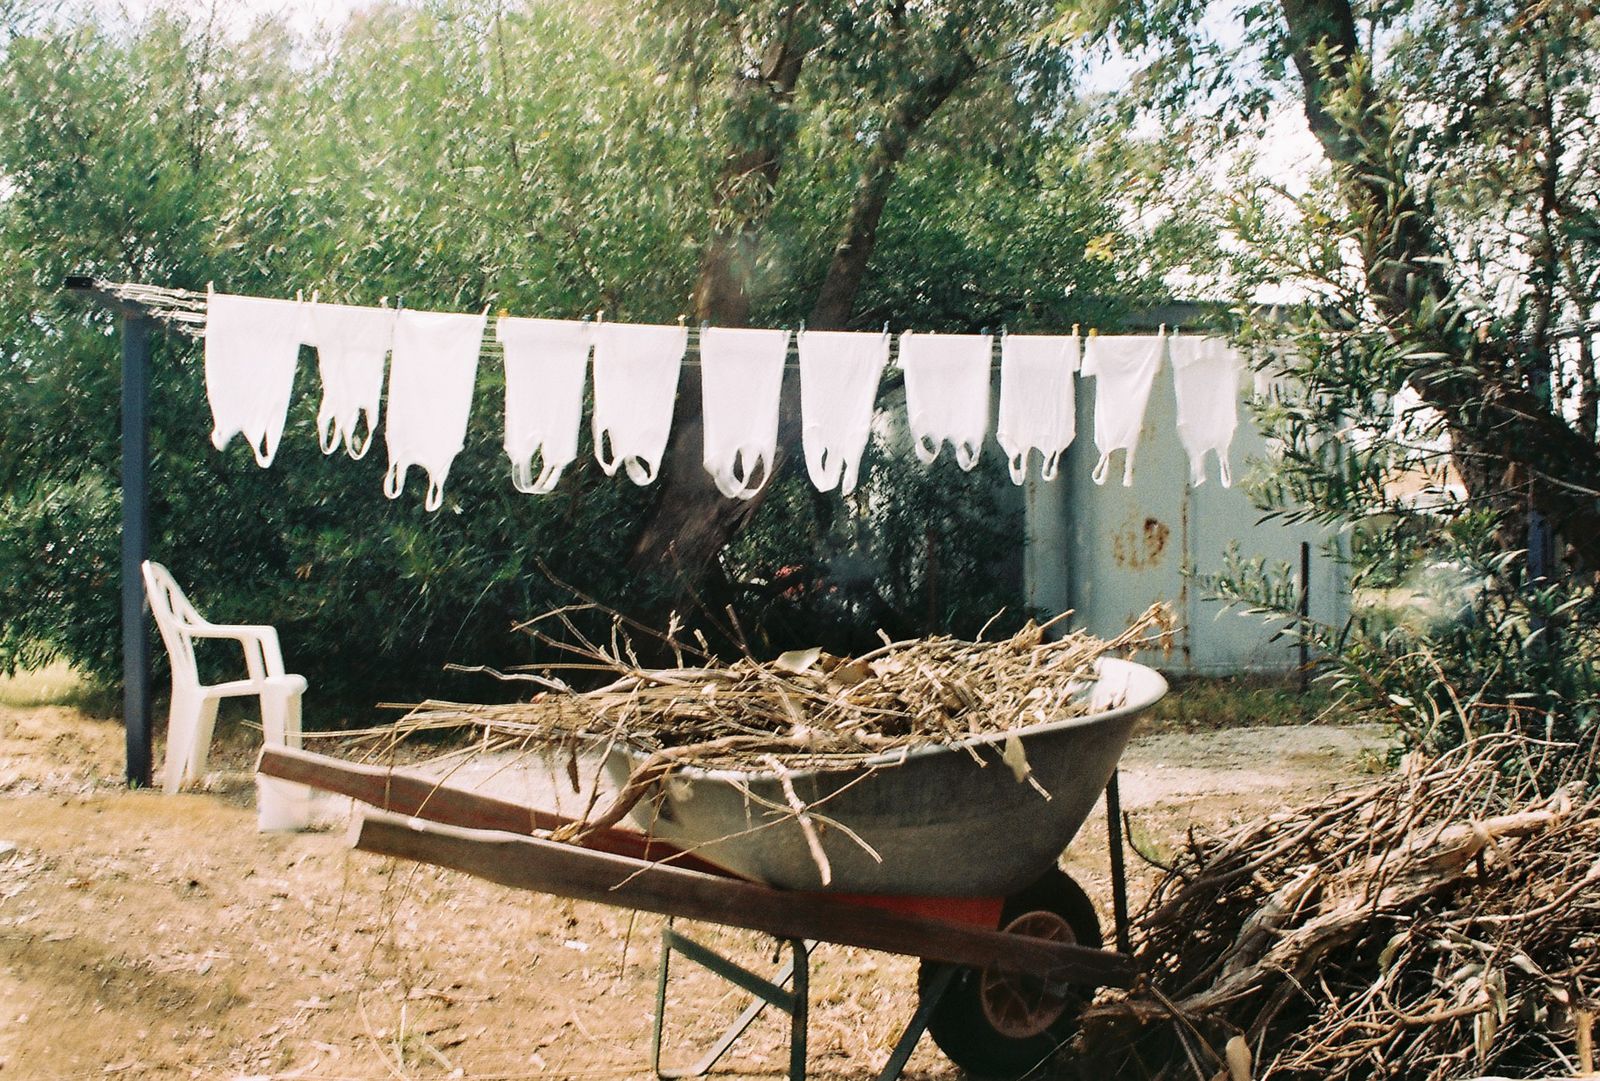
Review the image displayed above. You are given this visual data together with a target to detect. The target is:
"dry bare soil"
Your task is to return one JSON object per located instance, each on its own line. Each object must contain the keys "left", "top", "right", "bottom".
{"left": 0, "top": 692, "right": 1389, "bottom": 1081}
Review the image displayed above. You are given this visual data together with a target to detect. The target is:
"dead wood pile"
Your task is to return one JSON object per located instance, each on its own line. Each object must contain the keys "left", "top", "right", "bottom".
{"left": 1076, "top": 734, "right": 1600, "bottom": 1081}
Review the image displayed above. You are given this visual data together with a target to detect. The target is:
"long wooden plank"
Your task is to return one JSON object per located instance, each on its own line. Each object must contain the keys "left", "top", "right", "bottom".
{"left": 258, "top": 745, "right": 724, "bottom": 874}
{"left": 353, "top": 810, "right": 1136, "bottom": 988}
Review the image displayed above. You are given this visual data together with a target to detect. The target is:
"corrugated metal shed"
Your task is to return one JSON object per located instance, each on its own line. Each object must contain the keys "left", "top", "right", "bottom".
{"left": 1023, "top": 337, "right": 1348, "bottom": 675}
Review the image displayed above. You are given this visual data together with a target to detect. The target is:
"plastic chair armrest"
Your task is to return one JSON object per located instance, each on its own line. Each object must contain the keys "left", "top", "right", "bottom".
{"left": 184, "top": 624, "right": 288, "bottom": 678}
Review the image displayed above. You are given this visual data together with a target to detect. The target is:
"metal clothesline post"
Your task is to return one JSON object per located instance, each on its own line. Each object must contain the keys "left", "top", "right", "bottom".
{"left": 65, "top": 276, "right": 154, "bottom": 787}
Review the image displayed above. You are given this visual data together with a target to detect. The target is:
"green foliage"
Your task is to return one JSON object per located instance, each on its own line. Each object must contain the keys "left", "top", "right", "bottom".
{"left": 723, "top": 419, "right": 1032, "bottom": 656}
{"left": 1081, "top": 0, "right": 1600, "bottom": 778}
{"left": 0, "top": 1, "right": 1164, "bottom": 720}
{"left": 1209, "top": 534, "right": 1600, "bottom": 779}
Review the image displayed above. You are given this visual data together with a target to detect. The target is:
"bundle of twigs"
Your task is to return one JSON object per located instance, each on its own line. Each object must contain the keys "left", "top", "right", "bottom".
{"left": 1075, "top": 733, "right": 1600, "bottom": 1081}
{"left": 400, "top": 602, "right": 1174, "bottom": 771}
{"left": 372, "top": 605, "right": 1171, "bottom": 845}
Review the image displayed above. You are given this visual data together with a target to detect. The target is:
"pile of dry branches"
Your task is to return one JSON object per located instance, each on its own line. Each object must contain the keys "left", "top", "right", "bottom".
{"left": 397, "top": 603, "right": 1173, "bottom": 772}
{"left": 1076, "top": 734, "right": 1600, "bottom": 1081}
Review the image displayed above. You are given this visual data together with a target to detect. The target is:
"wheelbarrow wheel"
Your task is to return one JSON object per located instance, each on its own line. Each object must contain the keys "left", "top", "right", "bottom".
{"left": 919, "top": 869, "right": 1102, "bottom": 1079}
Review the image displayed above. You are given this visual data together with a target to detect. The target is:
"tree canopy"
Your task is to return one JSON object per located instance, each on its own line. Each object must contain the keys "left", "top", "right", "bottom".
{"left": 0, "top": 0, "right": 1172, "bottom": 716}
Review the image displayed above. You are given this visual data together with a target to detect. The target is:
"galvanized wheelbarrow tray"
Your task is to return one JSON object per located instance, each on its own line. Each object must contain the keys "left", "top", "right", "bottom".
{"left": 259, "top": 656, "right": 1166, "bottom": 1080}
{"left": 604, "top": 656, "right": 1166, "bottom": 897}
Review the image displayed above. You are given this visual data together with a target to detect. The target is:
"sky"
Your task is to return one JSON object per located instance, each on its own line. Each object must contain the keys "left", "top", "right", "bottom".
{"left": 98, "top": 0, "right": 367, "bottom": 38}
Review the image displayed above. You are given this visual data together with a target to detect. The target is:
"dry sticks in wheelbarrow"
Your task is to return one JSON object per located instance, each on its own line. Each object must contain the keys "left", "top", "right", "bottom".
{"left": 399, "top": 601, "right": 1174, "bottom": 770}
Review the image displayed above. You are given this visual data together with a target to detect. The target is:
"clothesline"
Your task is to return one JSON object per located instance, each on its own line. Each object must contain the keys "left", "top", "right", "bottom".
{"left": 79, "top": 280, "right": 1167, "bottom": 368}
{"left": 102, "top": 281, "right": 1252, "bottom": 513}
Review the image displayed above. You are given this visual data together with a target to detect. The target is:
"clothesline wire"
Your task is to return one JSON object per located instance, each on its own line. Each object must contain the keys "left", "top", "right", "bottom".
{"left": 80, "top": 280, "right": 1192, "bottom": 370}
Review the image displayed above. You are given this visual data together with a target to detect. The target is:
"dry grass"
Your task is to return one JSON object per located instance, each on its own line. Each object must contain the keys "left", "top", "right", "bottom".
{"left": 0, "top": 661, "right": 112, "bottom": 714}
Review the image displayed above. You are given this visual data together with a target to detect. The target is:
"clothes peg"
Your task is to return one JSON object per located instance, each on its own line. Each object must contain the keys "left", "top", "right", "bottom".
{"left": 1088, "top": 326, "right": 1099, "bottom": 338}
{"left": 1072, "top": 323, "right": 1081, "bottom": 338}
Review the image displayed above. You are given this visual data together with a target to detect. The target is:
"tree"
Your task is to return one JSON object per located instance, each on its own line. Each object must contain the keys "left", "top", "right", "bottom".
{"left": 622, "top": 0, "right": 1080, "bottom": 589}
{"left": 1087, "top": 0, "right": 1600, "bottom": 758}
{"left": 0, "top": 0, "right": 1164, "bottom": 716}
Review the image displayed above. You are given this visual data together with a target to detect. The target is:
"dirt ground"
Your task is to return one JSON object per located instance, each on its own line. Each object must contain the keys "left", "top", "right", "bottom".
{"left": 0, "top": 692, "right": 1391, "bottom": 1081}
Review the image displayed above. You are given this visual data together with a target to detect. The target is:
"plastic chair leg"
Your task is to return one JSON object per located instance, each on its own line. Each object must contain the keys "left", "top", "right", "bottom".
{"left": 184, "top": 697, "right": 222, "bottom": 787}
{"left": 258, "top": 685, "right": 312, "bottom": 830}
{"left": 260, "top": 685, "right": 303, "bottom": 748}
{"left": 162, "top": 687, "right": 202, "bottom": 794}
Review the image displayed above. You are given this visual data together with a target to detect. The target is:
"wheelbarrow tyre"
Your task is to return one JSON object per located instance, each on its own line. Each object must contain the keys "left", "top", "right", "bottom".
{"left": 919, "top": 869, "right": 1102, "bottom": 1079}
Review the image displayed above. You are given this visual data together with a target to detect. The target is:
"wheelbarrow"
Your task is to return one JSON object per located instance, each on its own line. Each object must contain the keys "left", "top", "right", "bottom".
{"left": 259, "top": 656, "right": 1166, "bottom": 1079}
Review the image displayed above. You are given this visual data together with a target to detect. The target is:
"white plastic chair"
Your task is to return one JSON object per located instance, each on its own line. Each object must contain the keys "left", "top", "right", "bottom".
{"left": 141, "top": 560, "right": 311, "bottom": 828}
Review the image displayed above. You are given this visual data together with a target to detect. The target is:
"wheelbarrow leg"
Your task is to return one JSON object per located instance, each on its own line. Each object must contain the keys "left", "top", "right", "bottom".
{"left": 874, "top": 962, "right": 956, "bottom": 1081}
{"left": 651, "top": 921, "right": 812, "bottom": 1081}
{"left": 1105, "top": 769, "right": 1133, "bottom": 956}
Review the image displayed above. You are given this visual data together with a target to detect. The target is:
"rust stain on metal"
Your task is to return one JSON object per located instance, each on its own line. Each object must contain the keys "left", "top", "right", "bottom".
{"left": 1112, "top": 514, "right": 1171, "bottom": 570}
{"left": 1179, "top": 489, "right": 1192, "bottom": 667}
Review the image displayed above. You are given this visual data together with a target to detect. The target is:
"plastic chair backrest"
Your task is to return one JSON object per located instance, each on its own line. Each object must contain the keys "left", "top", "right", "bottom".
{"left": 142, "top": 560, "right": 204, "bottom": 688}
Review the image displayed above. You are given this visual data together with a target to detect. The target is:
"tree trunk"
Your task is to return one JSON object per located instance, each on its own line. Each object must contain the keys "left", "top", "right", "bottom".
{"left": 626, "top": 51, "right": 979, "bottom": 590}
{"left": 1279, "top": 0, "right": 1600, "bottom": 573}
{"left": 615, "top": 17, "right": 808, "bottom": 593}
{"left": 807, "top": 51, "right": 977, "bottom": 330}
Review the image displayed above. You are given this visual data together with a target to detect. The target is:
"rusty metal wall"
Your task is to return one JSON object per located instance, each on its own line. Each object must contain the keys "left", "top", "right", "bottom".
{"left": 1023, "top": 347, "right": 1348, "bottom": 675}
